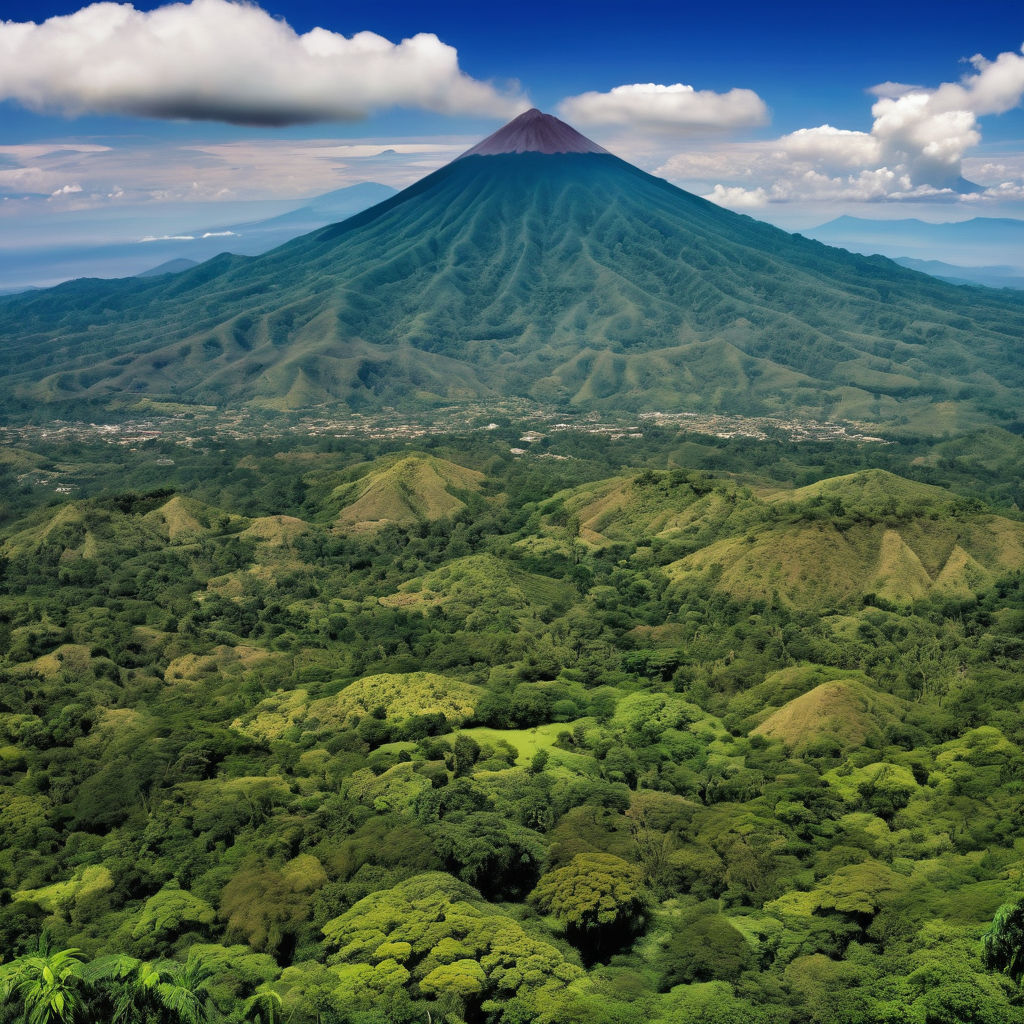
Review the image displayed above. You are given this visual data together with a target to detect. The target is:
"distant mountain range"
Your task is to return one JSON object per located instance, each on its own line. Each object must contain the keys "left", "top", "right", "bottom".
{"left": 0, "top": 109, "right": 1022, "bottom": 433}
{"left": 805, "top": 216, "right": 1024, "bottom": 289}
{"left": 0, "top": 182, "right": 398, "bottom": 292}
{"left": 136, "top": 258, "right": 201, "bottom": 278}
{"left": 891, "top": 258, "right": 1024, "bottom": 291}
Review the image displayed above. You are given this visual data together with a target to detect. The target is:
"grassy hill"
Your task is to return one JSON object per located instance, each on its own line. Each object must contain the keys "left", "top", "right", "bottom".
{"left": 233, "top": 671, "right": 481, "bottom": 742}
{"left": 0, "top": 491, "right": 234, "bottom": 560}
{"left": 380, "top": 552, "right": 576, "bottom": 618}
{"left": 751, "top": 678, "right": 905, "bottom": 753}
{"left": 538, "top": 470, "right": 766, "bottom": 550}
{"left": 329, "top": 454, "right": 485, "bottom": 532}
{"left": 662, "top": 469, "right": 1024, "bottom": 607}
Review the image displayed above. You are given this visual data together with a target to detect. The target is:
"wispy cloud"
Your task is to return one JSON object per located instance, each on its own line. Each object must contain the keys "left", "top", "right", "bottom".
{"left": 558, "top": 82, "right": 768, "bottom": 132}
{"left": 0, "top": 0, "right": 527, "bottom": 126}
{"left": 140, "top": 230, "right": 239, "bottom": 242}
{"left": 0, "top": 135, "right": 469, "bottom": 214}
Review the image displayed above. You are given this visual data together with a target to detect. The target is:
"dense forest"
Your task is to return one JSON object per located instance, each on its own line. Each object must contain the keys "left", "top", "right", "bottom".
{"left": 1, "top": 421, "right": 1024, "bottom": 1024}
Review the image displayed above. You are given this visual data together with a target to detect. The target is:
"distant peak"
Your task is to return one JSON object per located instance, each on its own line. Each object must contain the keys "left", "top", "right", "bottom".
{"left": 458, "top": 108, "right": 609, "bottom": 159}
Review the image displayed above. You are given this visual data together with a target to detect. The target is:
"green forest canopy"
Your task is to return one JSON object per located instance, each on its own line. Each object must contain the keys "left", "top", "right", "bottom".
{"left": 1, "top": 425, "right": 1024, "bottom": 1023}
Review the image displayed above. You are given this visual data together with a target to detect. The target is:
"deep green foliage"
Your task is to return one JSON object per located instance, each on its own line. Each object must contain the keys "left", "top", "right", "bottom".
{"left": 1, "top": 430, "right": 1024, "bottom": 1024}
{"left": 983, "top": 898, "right": 1024, "bottom": 986}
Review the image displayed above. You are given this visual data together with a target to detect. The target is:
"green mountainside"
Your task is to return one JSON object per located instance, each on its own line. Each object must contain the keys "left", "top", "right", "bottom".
{"left": 1, "top": 149, "right": 1023, "bottom": 430}
{"left": 2, "top": 432, "right": 1024, "bottom": 1023}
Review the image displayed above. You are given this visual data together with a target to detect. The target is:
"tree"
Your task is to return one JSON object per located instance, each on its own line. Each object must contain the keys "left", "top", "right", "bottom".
{"left": 79, "top": 953, "right": 214, "bottom": 1024}
{"left": 983, "top": 898, "right": 1024, "bottom": 985}
{"left": 452, "top": 734, "right": 481, "bottom": 777}
{"left": 131, "top": 884, "right": 217, "bottom": 953}
{"left": 529, "top": 853, "right": 648, "bottom": 956}
{"left": 0, "top": 944, "right": 86, "bottom": 1024}
{"left": 657, "top": 907, "right": 751, "bottom": 987}
{"left": 242, "top": 987, "right": 283, "bottom": 1024}
{"left": 429, "top": 812, "right": 546, "bottom": 899}
{"left": 322, "top": 872, "right": 582, "bottom": 1018}
{"left": 219, "top": 855, "right": 328, "bottom": 958}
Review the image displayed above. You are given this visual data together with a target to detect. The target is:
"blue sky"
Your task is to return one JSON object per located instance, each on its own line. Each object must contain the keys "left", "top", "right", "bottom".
{"left": 3, "top": 0, "right": 1022, "bottom": 138}
{"left": 1, "top": 0, "right": 1023, "bottom": 273}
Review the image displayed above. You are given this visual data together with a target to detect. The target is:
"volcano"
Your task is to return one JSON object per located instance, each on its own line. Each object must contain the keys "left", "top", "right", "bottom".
{"left": 459, "top": 107, "right": 610, "bottom": 157}
{"left": 1, "top": 110, "right": 1022, "bottom": 429}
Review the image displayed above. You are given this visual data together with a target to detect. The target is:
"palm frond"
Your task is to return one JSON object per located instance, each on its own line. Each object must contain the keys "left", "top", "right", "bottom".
{"left": 77, "top": 953, "right": 141, "bottom": 984}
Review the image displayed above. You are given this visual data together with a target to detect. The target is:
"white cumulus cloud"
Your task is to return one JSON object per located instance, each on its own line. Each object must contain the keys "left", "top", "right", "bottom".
{"left": 558, "top": 82, "right": 768, "bottom": 132}
{"left": 659, "top": 44, "right": 1024, "bottom": 208}
{"left": 780, "top": 126, "right": 880, "bottom": 170}
{"left": 0, "top": 0, "right": 527, "bottom": 126}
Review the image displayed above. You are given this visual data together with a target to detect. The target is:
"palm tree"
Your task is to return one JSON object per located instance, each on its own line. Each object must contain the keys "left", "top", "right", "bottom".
{"left": 983, "top": 898, "right": 1024, "bottom": 985}
{"left": 242, "top": 987, "right": 283, "bottom": 1024}
{"left": 157, "top": 958, "right": 215, "bottom": 1024}
{"left": 79, "top": 953, "right": 214, "bottom": 1024}
{"left": 0, "top": 944, "right": 86, "bottom": 1024}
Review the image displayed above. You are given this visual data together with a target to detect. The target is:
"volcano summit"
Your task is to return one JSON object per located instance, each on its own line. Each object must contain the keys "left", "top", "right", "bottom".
{"left": 0, "top": 110, "right": 1021, "bottom": 431}
{"left": 459, "top": 107, "right": 610, "bottom": 157}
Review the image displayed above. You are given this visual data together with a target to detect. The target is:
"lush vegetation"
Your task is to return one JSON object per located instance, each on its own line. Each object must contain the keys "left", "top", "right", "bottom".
{"left": 1, "top": 153, "right": 1023, "bottom": 431}
{"left": 1, "top": 426, "right": 1024, "bottom": 1024}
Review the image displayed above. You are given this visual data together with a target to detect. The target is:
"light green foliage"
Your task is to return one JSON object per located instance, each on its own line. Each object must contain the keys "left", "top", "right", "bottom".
{"left": 824, "top": 761, "right": 920, "bottom": 812}
{"left": 894, "top": 921, "right": 1024, "bottom": 1023}
{"left": 768, "top": 860, "right": 909, "bottom": 919}
{"left": 330, "top": 958, "right": 411, "bottom": 1009}
{"left": 346, "top": 761, "right": 434, "bottom": 813}
{"left": 0, "top": 792, "right": 51, "bottom": 848}
{"left": 185, "top": 945, "right": 278, "bottom": 1019}
{"left": 132, "top": 885, "right": 216, "bottom": 943}
{"left": 14, "top": 866, "right": 115, "bottom": 932}
{"left": 530, "top": 853, "right": 648, "bottom": 944}
{"left": 530, "top": 979, "right": 654, "bottom": 1024}
{"left": 382, "top": 553, "right": 576, "bottom": 622}
{"left": 241, "top": 987, "right": 283, "bottom": 1024}
{"left": 419, "top": 958, "right": 487, "bottom": 998}
{"left": 322, "top": 872, "right": 582, "bottom": 1013}
{"left": 448, "top": 723, "right": 597, "bottom": 769}
{"left": 611, "top": 692, "right": 713, "bottom": 737}
{"left": 0, "top": 946, "right": 85, "bottom": 1024}
{"left": 933, "top": 726, "right": 1023, "bottom": 798}
{"left": 237, "top": 672, "right": 479, "bottom": 741}
{"left": 655, "top": 981, "right": 780, "bottom": 1024}
{"left": 782, "top": 953, "right": 866, "bottom": 1023}
{"left": 274, "top": 962, "right": 347, "bottom": 1024}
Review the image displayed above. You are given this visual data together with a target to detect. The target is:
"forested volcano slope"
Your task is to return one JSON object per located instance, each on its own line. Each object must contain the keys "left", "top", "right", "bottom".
{"left": 1, "top": 116, "right": 1023, "bottom": 430}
